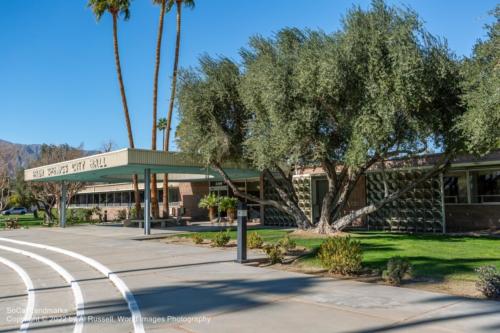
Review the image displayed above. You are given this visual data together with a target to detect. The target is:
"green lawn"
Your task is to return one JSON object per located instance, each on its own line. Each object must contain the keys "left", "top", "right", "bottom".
{"left": 0, "top": 213, "right": 91, "bottom": 228}
{"left": 0, "top": 214, "right": 45, "bottom": 228}
{"left": 185, "top": 228, "right": 500, "bottom": 282}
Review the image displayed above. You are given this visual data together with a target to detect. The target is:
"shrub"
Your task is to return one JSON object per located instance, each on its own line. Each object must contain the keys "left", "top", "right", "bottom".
{"left": 475, "top": 265, "right": 500, "bottom": 299}
{"left": 192, "top": 234, "right": 204, "bottom": 244}
{"left": 219, "top": 196, "right": 238, "bottom": 211}
{"left": 318, "top": 236, "right": 362, "bottom": 275}
{"left": 263, "top": 243, "right": 284, "bottom": 264}
{"left": 198, "top": 193, "right": 220, "bottom": 209}
{"left": 382, "top": 256, "right": 413, "bottom": 286}
{"left": 211, "top": 229, "right": 231, "bottom": 247}
{"left": 248, "top": 232, "right": 264, "bottom": 249}
{"left": 199, "top": 193, "right": 220, "bottom": 221}
{"left": 80, "top": 209, "right": 93, "bottom": 222}
{"left": 117, "top": 209, "right": 127, "bottom": 220}
{"left": 67, "top": 209, "right": 77, "bottom": 224}
{"left": 278, "top": 234, "right": 296, "bottom": 252}
{"left": 129, "top": 206, "right": 144, "bottom": 219}
{"left": 90, "top": 206, "right": 103, "bottom": 222}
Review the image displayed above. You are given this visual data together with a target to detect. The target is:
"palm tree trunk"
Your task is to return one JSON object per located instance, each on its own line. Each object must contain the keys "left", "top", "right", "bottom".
{"left": 112, "top": 13, "right": 142, "bottom": 218}
{"left": 162, "top": 1, "right": 183, "bottom": 218}
{"left": 150, "top": 1, "right": 166, "bottom": 219}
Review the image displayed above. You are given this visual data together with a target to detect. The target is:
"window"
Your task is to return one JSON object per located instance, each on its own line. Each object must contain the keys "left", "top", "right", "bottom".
{"left": 122, "top": 192, "right": 130, "bottom": 205}
{"left": 169, "top": 188, "right": 180, "bottom": 203}
{"left": 470, "top": 170, "right": 500, "bottom": 203}
{"left": 443, "top": 172, "right": 468, "bottom": 204}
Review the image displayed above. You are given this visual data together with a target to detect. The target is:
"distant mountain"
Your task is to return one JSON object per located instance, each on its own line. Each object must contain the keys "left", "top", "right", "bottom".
{"left": 0, "top": 139, "right": 98, "bottom": 177}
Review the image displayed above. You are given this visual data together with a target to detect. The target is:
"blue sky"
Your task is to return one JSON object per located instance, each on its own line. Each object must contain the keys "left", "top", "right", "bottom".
{"left": 0, "top": 0, "right": 496, "bottom": 151}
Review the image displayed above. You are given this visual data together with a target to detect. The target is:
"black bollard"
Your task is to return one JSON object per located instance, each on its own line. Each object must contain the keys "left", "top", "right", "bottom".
{"left": 236, "top": 201, "right": 248, "bottom": 263}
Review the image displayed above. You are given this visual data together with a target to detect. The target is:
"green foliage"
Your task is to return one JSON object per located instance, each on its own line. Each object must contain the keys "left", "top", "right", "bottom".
{"left": 318, "top": 236, "right": 363, "bottom": 275}
{"left": 263, "top": 243, "right": 285, "bottom": 264}
{"left": 278, "top": 234, "right": 296, "bottom": 252}
{"left": 475, "top": 265, "right": 500, "bottom": 299}
{"left": 191, "top": 233, "right": 204, "bottom": 244}
{"left": 456, "top": 6, "right": 500, "bottom": 154}
{"left": 165, "top": 0, "right": 195, "bottom": 11}
{"left": 247, "top": 232, "right": 264, "bottom": 249}
{"left": 176, "top": 0, "right": 464, "bottom": 230}
{"left": 176, "top": 56, "right": 248, "bottom": 165}
{"left": 66, "top": 209, "right": 93, "bottom": 223}
{"left": 129, "top": 206, "right": 143, "bottom": 219}
{"left": 211, "top": 229, "right": 231, "bottom": 247}
{"left": 198, "top": 193, "right": 220, "bottom": 209}
{"left": 239, "top": 0, "right": 462, "bottom": 169}
{"left": 87, "top": 0, "right": 131, "bottom": 21}
{"left": 7, "top": 193, "right": 24, "bottom": 207}
{"left": 382, "top": 256, "right": 413, "bottom": 286}
{"left": 219, "top": 196, "right": 238, "bottom": 211}
{"left": 78, "top": 209, "right": 93, "bottom": 222}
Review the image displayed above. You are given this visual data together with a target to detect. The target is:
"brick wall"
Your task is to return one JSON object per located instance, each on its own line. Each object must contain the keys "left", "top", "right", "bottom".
{"left": 178, "top": 182, "right": 209, "bottom": 220}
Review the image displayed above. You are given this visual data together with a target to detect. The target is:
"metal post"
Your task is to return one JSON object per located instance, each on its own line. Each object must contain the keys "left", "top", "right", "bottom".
{"left": 440, "top": 172, "right": 446, "bottom": 234}
{"left": 60, "top": 182, "right": 67, "bottom": 228}
{"left": 236, "top": 201, "right": 248, "bottom": 263}
{"left": 144, "top": 168, "right": 151, "bottom": 235}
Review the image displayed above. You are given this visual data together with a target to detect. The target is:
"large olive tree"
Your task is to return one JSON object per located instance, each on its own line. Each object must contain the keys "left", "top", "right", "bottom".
{"left": 456, "top": 5, "right": 499, "bottom": 155}
{"left": 176, "top": 0, "right": 465, "bottom": 233}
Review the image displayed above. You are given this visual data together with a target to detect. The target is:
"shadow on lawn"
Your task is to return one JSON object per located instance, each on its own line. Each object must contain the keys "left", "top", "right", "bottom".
{"left": 363, "top": 256, "right": 500, "bottom": 282}
{"left": 355, "top": 231, "right": 499, "bottom": 242}
{"left": 298, "top": 241, "right": 499, "bottom": 282}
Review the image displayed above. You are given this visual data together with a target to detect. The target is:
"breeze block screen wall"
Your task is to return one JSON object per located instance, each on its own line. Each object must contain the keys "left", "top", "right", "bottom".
{"left": 366, "top": 170, "right": 445, "bottom": 232}
{"left": 262, "top": 172, "right": 297, "bottom": 226}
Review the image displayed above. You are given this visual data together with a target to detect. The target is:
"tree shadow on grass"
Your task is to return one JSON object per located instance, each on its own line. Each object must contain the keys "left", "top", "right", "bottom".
{"left": 363, "top": 256, "right": 500, "bottom": 282}
{"left": 354, "top": 231, "right": 500, "bottom": 242}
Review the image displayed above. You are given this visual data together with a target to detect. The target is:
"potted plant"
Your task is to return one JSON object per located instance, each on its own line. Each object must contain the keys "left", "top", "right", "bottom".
{"left": 219, "top": 196, "right": 238, "bottom": 224}
{"left": 198, "top": 193, "right": 220, "bottom": 222}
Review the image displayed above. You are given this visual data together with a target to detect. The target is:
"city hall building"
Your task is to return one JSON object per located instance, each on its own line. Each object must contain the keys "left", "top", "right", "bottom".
{"left": 65, "top": 150, "right": 500, "bottom": 233}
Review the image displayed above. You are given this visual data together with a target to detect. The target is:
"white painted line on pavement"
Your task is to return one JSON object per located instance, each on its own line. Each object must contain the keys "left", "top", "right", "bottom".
{"left": 0, "top": 256, "right": 35, "bottom": 332}
{"left": 0, "top": 237, "right": 145, "bottom": 333}
{"left": 0, "top": 245, "right": 84, "bottom": 333}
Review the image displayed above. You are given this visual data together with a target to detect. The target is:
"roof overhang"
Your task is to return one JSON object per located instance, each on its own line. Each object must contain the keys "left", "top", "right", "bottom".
{"left": 24, "top": 148, "right": 260, "bottom": 183}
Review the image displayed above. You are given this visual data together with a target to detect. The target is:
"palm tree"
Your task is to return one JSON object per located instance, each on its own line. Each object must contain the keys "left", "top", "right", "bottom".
{"left": 88, "top": 0, "right": 142, "bottom": 218}
{"left": 150, "top": 0, "right": 168, "bottom": 218}
{"left": 157, "top": 118, "right": 168, "bottom": 148}
{"left": 162, "top": 0, "right": 195, "bottom": 218}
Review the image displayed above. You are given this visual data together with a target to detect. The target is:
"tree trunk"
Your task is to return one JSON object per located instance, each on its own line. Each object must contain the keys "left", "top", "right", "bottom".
{"left": 162, "top": 1, "right": 183, "bottom": 218}
{"left": 150, "top": 1, "right": 166, "bottom": 219}
{"left": 41, "top": 202, "right": 55, "bottom": 225}
{"left": 316, "top": 191, "right": 336, "bottom": 234}
{"left": 329, "top": 156, "right": 451, "bottom": 231}
{"left": 211, "top": 162, "right": 312, "bottom": 230}
{"left": 112, "top": 13, "right": 141, "bottom": 217}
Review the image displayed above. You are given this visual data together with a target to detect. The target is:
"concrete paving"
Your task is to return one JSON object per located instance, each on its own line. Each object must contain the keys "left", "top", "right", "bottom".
{"left": 0, "top": 225, "right": 498, "bottom": 333}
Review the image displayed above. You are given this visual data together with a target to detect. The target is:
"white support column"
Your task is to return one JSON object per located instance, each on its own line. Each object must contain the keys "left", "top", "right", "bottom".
{"left": 144, "top": 169, "right": 151, "bottom": 235}
{"left": 60, "top": 182, "right": 67, "bottom": 228}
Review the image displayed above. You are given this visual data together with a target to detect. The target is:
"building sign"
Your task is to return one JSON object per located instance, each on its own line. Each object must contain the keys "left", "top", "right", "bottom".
{"left": 25, "top": 151, "right": 126, "bottom": 181}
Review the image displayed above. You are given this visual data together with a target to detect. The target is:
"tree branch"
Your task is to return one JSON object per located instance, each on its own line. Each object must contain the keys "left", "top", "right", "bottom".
{"left": 332, "top": 154, "right": 452, "bottom": 231}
